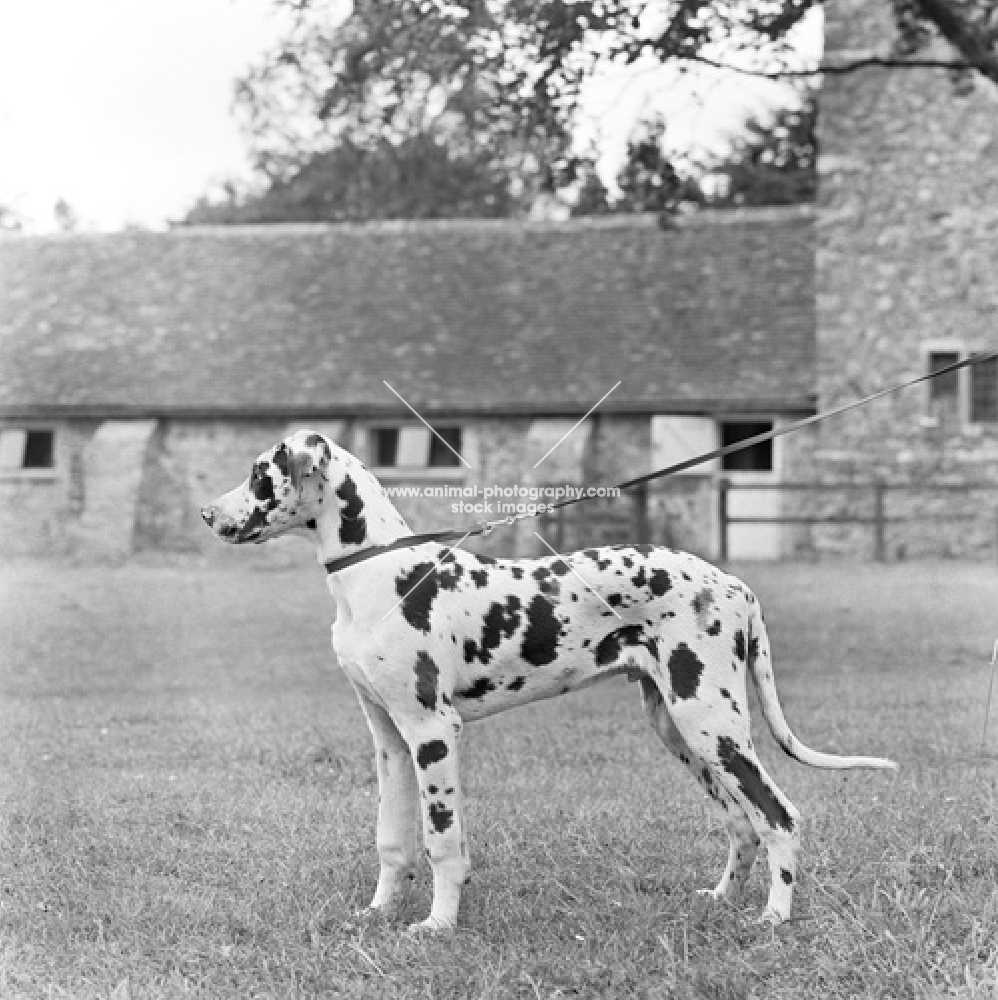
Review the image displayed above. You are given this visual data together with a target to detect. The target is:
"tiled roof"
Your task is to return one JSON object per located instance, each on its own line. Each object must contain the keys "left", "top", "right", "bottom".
{"left": 0, "top": 210, "right": 815, "bottom": 418}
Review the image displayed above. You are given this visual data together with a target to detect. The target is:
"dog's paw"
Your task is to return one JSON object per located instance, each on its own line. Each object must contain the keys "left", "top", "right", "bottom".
{"left": 351, "top": 903, "right": 398, "bottom": 927}
{"left": 756, "top": 906, "right": 790, "bottom": 926}
{"left": 405, "top": 915, "right": 456, "bottom": 936}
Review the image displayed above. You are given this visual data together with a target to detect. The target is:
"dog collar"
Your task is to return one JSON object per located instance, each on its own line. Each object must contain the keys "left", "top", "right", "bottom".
{"left": 324, "top": 528, "right": 479, "bottom": 575}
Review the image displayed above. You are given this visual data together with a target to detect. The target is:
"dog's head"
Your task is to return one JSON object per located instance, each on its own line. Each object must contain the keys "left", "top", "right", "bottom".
{"left": 201, "top": 430, "right": 338, "bottom": 545}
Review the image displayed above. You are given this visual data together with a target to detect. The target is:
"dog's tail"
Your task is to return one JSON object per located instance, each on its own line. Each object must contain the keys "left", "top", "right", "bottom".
{"left": 746, "top": 600, "right": 897, "bottom": 772}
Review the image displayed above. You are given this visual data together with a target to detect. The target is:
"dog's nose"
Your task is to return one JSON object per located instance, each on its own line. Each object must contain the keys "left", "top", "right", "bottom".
{"left": 201, "top": 506, "right": 215, "bottom": 527}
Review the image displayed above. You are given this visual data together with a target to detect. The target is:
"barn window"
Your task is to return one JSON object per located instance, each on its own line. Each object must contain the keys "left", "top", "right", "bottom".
{"left": 928, "top": 351, "right": 961, "bottom": 401}
{"left": 720, "top": 421, "right": 773, "bottom": 472}
{"left": 970, "top": 354, "right": 998, "bottom": 423}
{"left": 370, "top": 426, "right": 463, "bottom": 468}
{"left": 0, "top": 429, "right": 54, "bottom": 469}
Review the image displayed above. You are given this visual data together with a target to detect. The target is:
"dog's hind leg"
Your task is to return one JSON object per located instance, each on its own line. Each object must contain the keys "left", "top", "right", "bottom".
{"left": 354, "top": 689, "right": 421, "bottom": 913}
{"left": 661, "top": 674, "right": 801, "bottom": 924}
{"left": 640, "top": 677, "right": 760, "bottom": 902}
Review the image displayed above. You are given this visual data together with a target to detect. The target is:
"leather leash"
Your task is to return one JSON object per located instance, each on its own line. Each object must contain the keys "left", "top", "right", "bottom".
{"left": 326, "top": 349, "right": 997, "bottom": 575}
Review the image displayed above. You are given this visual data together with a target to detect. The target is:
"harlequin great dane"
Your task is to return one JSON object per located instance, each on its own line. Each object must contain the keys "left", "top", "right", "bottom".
{"left": 202, "top": 430, "right": 896, "bottom": 931}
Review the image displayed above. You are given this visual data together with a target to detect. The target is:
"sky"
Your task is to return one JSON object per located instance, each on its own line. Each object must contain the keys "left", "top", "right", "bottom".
{"left": 0, "top": 2, "right": 822, "bottom": 233}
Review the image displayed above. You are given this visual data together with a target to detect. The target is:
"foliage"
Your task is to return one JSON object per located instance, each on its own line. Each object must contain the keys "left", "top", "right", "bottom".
{"left": 706, "top": 98, "right": 817, "bottom": 207}
{"left": 184, "top": 0, "right": 998, "bottom": 224}
{"left": 185, "top": 134, "right": 519, "bottom": 223}
{"left": 0, "top": 201, "right": 24, "bottom": 232}
{"left": 53, "top": 198, "right": 80, "bottom": 233}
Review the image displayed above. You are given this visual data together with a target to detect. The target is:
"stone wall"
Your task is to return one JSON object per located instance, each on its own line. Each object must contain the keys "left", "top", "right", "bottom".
{"left": 814, "top": 0, "right": 998, "bottom": 559}
{"left": 3, "top": 411, "right": 810, "bottom": 562}
{"left": 0, "top": 420, "right": 97, "bottom": 558}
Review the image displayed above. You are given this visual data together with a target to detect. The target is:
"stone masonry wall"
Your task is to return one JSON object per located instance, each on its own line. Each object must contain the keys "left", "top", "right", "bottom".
{"left": 0, "top": 420, "right": 97, "bottom": 558}
{"left": 814, "top": 0, "right": 998, "bottom": 559}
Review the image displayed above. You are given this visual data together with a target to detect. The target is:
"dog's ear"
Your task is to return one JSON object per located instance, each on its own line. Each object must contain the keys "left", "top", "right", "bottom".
{"left": 288, "top": 450, "right": 315, "bottom": 493}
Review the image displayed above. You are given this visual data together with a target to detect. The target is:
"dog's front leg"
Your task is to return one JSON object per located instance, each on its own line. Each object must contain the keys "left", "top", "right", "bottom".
{"left": 397, "top": 706, "right": 469, "bottom": 933}
{"left": 354, "top": 689, "right": 420, "bottom": 913}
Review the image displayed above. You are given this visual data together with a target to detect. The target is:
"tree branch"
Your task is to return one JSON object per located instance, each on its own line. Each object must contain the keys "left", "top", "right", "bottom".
{"left": 682, "top": 51, "right": 979, "bottom": 79}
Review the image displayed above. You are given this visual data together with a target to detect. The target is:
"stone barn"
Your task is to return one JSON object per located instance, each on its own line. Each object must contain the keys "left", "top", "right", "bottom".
{"left": 0, "top": 211, "right": 816, "bottom": 564}
{"left": 801, "top": 0, "right": 998, "bottom": 559}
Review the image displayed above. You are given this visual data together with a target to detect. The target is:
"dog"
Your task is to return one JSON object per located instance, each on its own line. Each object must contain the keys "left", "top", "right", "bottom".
{"left": 201, "top": 430, "right": 896, "bottom": 931}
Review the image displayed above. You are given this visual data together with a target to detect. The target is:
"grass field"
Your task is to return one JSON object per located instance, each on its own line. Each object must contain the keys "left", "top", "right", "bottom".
{"left": 1, "top": 558, "right": 997, "bottom": 999}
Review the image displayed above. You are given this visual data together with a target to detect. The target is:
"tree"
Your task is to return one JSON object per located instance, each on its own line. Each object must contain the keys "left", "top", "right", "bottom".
{"left": 53, "top": 198, "right": 80, "bottom": 233}
{"left": 704, "top": 99, "right": 817, "bottom": 207}
{"left": 213, "top": 0, "right": 575, "bottom": 219}
{"left": 187, "top": 0, "right": 996, "bottom": 224}
{"left": 0, "top": 202, "right": 23, "bottom": 233}
{"left": 185, "top": 134, "right": 519, "bottom": 223}
{"left": 236, "top": 0, "right": 998, "bottom": 155}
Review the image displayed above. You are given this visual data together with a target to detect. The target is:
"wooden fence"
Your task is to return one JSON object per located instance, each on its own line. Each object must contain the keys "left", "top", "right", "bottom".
{"left": 718, "top": 479, "right": 998, "bottom": 562}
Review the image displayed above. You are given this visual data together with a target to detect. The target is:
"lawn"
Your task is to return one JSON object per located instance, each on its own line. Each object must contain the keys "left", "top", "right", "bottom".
{"left": 1, "top": 558, "right": 997, "bottom": 999}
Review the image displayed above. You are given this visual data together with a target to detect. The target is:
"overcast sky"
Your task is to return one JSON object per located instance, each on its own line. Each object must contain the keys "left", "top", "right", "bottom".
{"left": 0, "top": 2, "right": 821, "bottom": 233}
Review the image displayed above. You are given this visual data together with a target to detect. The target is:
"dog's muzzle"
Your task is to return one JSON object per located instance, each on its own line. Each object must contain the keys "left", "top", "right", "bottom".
{"left": 201, "top": 505, "right": 238, "bottom": 540}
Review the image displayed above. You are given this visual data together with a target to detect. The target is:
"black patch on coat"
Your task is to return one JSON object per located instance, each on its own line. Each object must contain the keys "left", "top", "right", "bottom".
{"left": 428, "top": 802, "right": 454, "bottom": 833}
{"left": 464, "top": 596, "right": 522, "bottom": 664}
{"left": 667, "top": 643, "right": 704, "bottom": 699}
{"left": 511, "top": 567, "right": 524, "bottom": 580}
{"left": 748, "top": 635, "right": 760, "bottom": 663}
{"left": 550, "top": 560, "right": 570, "bottom": 576}
{"left": 692, "top": 589, "right": 712, "bottom": 617}
{"left": 470, "top": 569, "right": 489, "bottom": 588}
{"left": 594, "top": 625, "right": 659, "bottom": 667}
{"left": 520, "top": 594, "right": 561, "bottom": 666}
{"left": 395, "top": 562, "right": 440, "bottom": 633}
{"left": 706, "top": 620, "right": 721, "bottom": 636}
{"left": 733, "top": 629, "right": 747, "bottom": 662}
{"left": 632, "top": 544, "right": 655, "bottom": 555}
{"left": 271, "top": 444, "right": 290, "bottom": 478}
{"left": 607, "top": 593, "right": 623, "bottom": 607}
{"left": 649, "top": 569, "right": 672, "bottom": 596}
{"left": 336, "top": 475, "right": 368, "bottom": 545}
{"left": 250, "top": 465, "right": 276, "bottom": 503}
{"left": 780, "top": 868, "right": 794, "bottom": 885}
{"left": 303, "top": 433, "right": 331, "bottom": 460}
{"left": 437, "top": 562, "right": 464, "bottom": 590}
{"left": 306, "top": 518, "right": 317, "bottom": 530}
{"left": 417, "top": 740, "right": 449, "bottom": 770}
{"left": 236, "top": 504, "right": 271, "bottom": 541}
{"left": 717, "top": 735, "right": 795, "bottom": 833}
{"left": 532, "top": 566, "right": 550, "bottom": 580}
{"left": 631, "top": 566, "right": 647, "bottom": 588}
{"left": 474, "top": 553, "right": 497, "bottom": 565}
{"left": 458, "top": 677, "right": 495, "bottom": 699}
{"left": 507, "top": 676, "right": 526, "bottom": 691}
{"left": 414, "top": 651, "right": 439, "bottom": 711}
{"left": 621, "top": 556, "right": 634, "bottom": 568}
